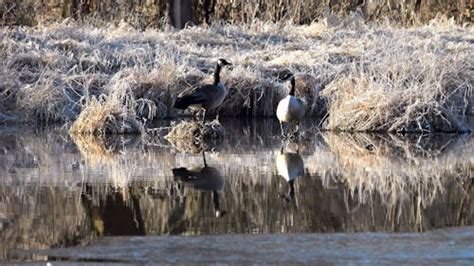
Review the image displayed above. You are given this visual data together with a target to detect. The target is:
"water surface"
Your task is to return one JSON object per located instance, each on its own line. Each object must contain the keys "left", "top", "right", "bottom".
{"left": 0, "top": 119, "right": 472, "bottom": 262}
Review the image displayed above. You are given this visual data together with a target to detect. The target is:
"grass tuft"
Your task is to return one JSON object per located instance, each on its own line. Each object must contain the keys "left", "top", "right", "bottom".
{"left": 164, "top": 119, "right": 224, "bottom": 153}
{"left": 69, "top": 77, "right": 157, "bottom": 135}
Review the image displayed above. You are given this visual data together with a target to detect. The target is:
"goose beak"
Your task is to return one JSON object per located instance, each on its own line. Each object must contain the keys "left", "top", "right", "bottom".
{"left": 218, "top": 59, "right": 232, "bottom": 67}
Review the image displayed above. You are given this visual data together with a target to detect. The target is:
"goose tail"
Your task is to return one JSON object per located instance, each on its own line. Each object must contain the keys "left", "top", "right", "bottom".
{"left": 172, "top": 167, "right": 191, "bottom": 178}
{"left": 173, "top": 96, "right": 192, "bottom": 109}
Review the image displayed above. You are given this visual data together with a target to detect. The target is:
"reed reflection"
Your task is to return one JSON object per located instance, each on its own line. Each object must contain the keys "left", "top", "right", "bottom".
{"left": 0, "top": 124, "right": 472, "bottom": 261}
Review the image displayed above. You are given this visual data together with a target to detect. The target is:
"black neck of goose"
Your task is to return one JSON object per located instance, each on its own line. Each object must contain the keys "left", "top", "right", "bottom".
{"left": 213, "top": 191, "right": 220, "bottom": 210}
{"left": 289, "top": 77, "right": 296, "bottom": 96}
{"left": 289, "top": 179, "right": 295, "bottom": 200}
{"left": 214, "top": 63, "right": 222, "bottom": 85}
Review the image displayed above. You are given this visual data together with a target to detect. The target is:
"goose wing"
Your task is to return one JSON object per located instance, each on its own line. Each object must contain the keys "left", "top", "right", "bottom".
{"left": 172, "top": 166, "right": 224, "bottom": 192}
{"left": 174, "top": 84, "right": 217, "bottom": 109}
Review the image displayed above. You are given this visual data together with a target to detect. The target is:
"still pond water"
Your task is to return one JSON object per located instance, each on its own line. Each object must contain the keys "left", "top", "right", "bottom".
{"left": 1, "top": 119, "right": 473, "bottom": 263}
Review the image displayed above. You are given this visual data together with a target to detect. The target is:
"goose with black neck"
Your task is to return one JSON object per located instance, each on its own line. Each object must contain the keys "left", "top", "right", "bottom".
{"left": 276, "top": 73, "right": 305, "bottom": 138}
{"left": 173, "top": 59, "right": 232, "bottom": 122}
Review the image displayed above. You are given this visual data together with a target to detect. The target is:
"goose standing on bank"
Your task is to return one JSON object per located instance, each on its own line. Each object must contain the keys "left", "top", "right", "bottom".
{"left": 173, "top": 59, "right": 232, "bottom": 122}
{"left": 275, "top": 145, "right": 305, "bottom": 202}
{"left": 172, "top": 152, "right": 226, "bottom": 218}
{"left": 276, "top": 73, "right": 305, "bottom": 138}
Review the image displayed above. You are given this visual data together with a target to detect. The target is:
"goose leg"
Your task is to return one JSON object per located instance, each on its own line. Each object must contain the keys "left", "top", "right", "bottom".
{"left": 191, "top": 109, "right": 199, "bottom": 121}
{"left": 293, "top": 122, "right": 300, "bottom": 135}
{"left": 213, "top": 191, "right": 222, "bottom": 218}
{"left": 201, "top": 108, "right": 207, "bottom": 124}
{"left": 288, "top": 179, "right": 295, "bottom": 202}
{"left": 202, "top": 151, "right": 207, "bottom": 167}
{"left": 280, "top": 122, "right": 287, "bottom": 139}
{"left": 280, "top": 180, "right": 295, "bottom": 203}
{"left": 290, "top": 122, "right": 300, "bottom": 142}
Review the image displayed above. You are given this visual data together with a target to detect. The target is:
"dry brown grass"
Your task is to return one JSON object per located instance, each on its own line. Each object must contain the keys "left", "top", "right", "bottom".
{"left": 164, "top": 119, "right": 224, "bottom": 153}
{"left": 69, "top": 87, "right": 156, "bottom": 135}
{"left": 1, "top": 17, "right": 472, "bottom": 133}
{"left": 321, "top": 20, "right": 473, "bottom": 132}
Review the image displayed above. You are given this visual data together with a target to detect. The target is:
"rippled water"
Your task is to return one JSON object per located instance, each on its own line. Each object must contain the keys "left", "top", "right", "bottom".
{"left": 0, "top": 119, "right": 473, "bottom": 262}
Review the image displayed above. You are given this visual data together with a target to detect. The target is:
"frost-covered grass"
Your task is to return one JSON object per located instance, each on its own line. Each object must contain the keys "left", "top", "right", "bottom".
{"left": 0, "top": 16, "right": 472, "bottom": 133}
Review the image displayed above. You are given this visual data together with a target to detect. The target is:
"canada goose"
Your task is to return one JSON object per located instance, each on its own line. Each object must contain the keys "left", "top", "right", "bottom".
{"left": 275, "top": 146, "right": 304, "bottom": 202}
{"left": 276, "top": 73, "right": 305, "bottom": 138}
{"left": 173, "top": 59, "right": 232, "bottom": 122}
{"left": 172, "top": 152, "right": 226, "bottom": 217}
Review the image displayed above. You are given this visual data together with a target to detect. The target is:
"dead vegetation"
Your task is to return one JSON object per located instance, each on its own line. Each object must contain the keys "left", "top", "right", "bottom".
{"left": 164, "top": 119, "right": 224, "bottom": 153}
{"left": 69, "top": 71, "right": 157, "bottom": 135}
{"left": 0, "top": 16, "right": 472, "bottom": 133}
{"left": 321, "top": 20, "right": 473, "bottom": 133}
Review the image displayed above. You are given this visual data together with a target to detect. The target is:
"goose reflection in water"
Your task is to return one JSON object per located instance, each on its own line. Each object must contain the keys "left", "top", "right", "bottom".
{"left": 172, "top": 152, "right": 226, "bottom": 218}
{"left": 275, "top": 142, "right": 305, "bottom": 203}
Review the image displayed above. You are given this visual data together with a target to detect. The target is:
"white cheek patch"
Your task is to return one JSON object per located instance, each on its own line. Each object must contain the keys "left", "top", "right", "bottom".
{"left": 189, "top": 104, "right": 203, "bottom": 109}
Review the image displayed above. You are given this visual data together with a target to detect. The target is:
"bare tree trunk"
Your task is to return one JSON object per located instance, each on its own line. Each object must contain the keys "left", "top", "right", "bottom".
{"left": 169, "top": 0, "right": 193, "bottom": 29}
{"left": 1, "top": 0, "right": 471, "bottom": 27}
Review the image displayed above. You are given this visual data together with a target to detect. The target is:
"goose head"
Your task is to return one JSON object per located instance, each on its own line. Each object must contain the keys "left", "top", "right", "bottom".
{"left": 281, "top": 72, "right": 294, "bottom": 81}
{"left": 285, "top": 72, "right": 296, "bottom": 88}
{"left": 217, "top": 58, "right": 232, "bottom": 67}
{"left": 214, "top": 59, "right": 233, "bottom": 86}
{"left": 215, "top": 209, "right": 227, "bottom": 218}
{"left": 279, "top": 72, "right": 296, "bottom": 96}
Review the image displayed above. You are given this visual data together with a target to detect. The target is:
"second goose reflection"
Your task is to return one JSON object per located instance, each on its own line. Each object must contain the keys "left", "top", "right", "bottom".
{"left": 275, "top": 142, "right": 305, "bottom": 203}
{"left": 172, "top": 152, "right": 226, "bottom": 218}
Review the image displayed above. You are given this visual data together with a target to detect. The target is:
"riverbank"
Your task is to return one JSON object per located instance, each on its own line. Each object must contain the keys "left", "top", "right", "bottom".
{"left": 1, "top": 17, "right": 472, "bottom": 133}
